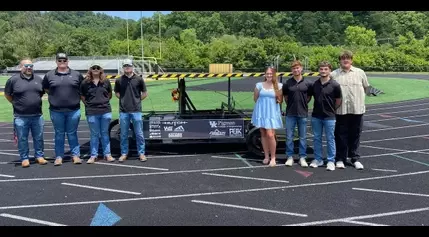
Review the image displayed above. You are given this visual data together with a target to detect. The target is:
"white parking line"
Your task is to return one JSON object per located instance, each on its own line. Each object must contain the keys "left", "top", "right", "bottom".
{"left": 284, "top": 206, "right": 429, "bottom": 226}
{"left": 310, "top": 134, "right": 429, "bottom": 148}
{"left": 362, "top": 134, "right": 429, "bottom": 143}
{"left": 0, "top": 213, "right": 66, "bottom": 226}
{"left": 0, "top": 163, "right": 283, "bottom": 183}
{"left": 62, "top": 182, "right": 141, "bottom": 195}
{"left": 211, "top": 156, "right": 262, "bottom": 162}
{"left": 366, "top": 102, "right": 429, "bottom": 112}
{"left": 352, "top": 187, "right": 429, "bottom": 198}
{"left": 371, "top": 169, "right": 398, "bottom": 173}
{"left": 93, "top": 162, "right": 169, "bottom": 171}
{"left": 0, "top": 131, "right": 89, "bottom": 134}
{"left": 202, "top": 172, "right": 290, "bottom": 183}
{"left": 0, "top": 151, "right": 20, "bottom": 157}
{"left": 366, "top": 114, "right": 429, "bottom": 123}
{"left": 0, "top": 169, "right": 428, "bottom": 210}
{"left": 362, "top": 123, "right": 429, "bottom": 133}
{"left": 0, "top": 149, "right": 55, "bottom": 152}
{"left": 191, "top": 200, "right": 307, "bottom": 217}
{"left": 0, "top": 174, "right": 15, "bottom": 178}
{"left": 143, "top": 154, "right": 197, "bottom": 159}
{"left": 340, "top": 220, "right": 389, "bottom": 226}
{"left": 366, "top": 107, "right": 429, "bottom": 117}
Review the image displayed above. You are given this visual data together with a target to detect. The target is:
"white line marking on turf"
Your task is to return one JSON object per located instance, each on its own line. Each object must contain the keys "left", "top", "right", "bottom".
{"left": 62, "top": 182, "right": 141, "bottom": 195}
{"left": 211, "top": 156, "right": 262, "bottom": 162}
{"left": 202, "top": 172, "right": 290, "bottom": 183}
{"left": 284, "top": 206, "right": 429, "bottom": 226}
{"left": 339, "top": 220, "right": 389, "bottom": 226}
{"left": 0, "top": 174, "right": 15, "bottom": 178}
{"left": 371, "top": 168, "right": 398, "bottom": 172}
{"left": 0, "top": 213, "right": 66, "bottom": 226}
{"left": 352, "top": 187, "right": 429, "bottom": 198}
{"left": 191, "top": 200, "right": 307, "bottom": 217}
{"left": 93, "top": 162, "right": 169, "bottom": 171}
{"left": 0, "top": 169, "right": 428, "bottom": 210}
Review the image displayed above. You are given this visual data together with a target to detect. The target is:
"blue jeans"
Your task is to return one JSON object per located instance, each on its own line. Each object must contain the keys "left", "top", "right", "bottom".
{"left": 14, "top": 115, "right": 44, "bottom": 161}
{"left": 285, "top": 116, "right": 307, "bottom": 158}
{"left": 50, "top": 109, "right": 81, "bottom": 158}
{"left": 120, "top": 112, "right": 145, "bottom": 155}
{"left": 311, "top": 117, "right": 336, "bottom": 162}
{"left": 87, "top": 112, "right": 112, "bottom": 157}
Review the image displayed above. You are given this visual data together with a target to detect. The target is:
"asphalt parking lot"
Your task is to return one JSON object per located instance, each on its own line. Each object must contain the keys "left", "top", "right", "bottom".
{"left": 0, "top": 98, "right": 429, "bottom": 226}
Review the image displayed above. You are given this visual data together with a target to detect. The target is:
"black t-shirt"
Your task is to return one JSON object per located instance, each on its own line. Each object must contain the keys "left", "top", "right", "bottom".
{"left": 42, "top": 68, "right": 84, "bottom": 112}
{"left": 311, "top": 78, "right": 342, "bottom": 120}
{"left": 114, "top": 74, "right": 147, "bottom": 113}
{"left": 4, "top": 73, "right": 45, "bottom": 117}
{"left": 282, "top": 77, "right": 313, "bottom": 117}
{"left": 80, "top": 79, "right": 112, "bottom": 115}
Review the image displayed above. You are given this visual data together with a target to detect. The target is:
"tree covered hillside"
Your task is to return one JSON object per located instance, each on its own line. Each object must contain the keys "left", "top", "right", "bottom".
{"left": 1, "top": 11, "right": 429, "bottom": 71}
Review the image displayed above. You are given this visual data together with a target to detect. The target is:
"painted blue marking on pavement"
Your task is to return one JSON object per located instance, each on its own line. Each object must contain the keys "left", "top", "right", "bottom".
{"left": 234, "top": 153, "right": 253, "bottom": 167}
{"left": 391, "top": 154, "right": 429, "bottom": 167}
{"left": 399, "top": 118, "right": 423, "bottom": 123}
{"left": 90, "top": 203, "right": 121, "bottom": 226}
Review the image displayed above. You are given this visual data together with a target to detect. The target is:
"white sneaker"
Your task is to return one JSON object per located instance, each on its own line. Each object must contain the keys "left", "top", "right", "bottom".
{"left": 326, "top": 162, "right": 335, "bottom": 171}
{"left": 354, "top": 161, "right": 364, "bottom": 170}
{"left": 336, "top": 161, "right": 345, "bottom": 169}
{"left": 299, "top": 158, "right": 308, "bottom": 168}
{"left": 285, "top": 157, "right": 294, "bottom": 166}
{"left": 310, "top": 160, "right": 324, "bottom": 168}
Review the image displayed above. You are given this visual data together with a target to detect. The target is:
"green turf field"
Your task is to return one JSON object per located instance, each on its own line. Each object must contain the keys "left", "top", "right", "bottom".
{"left": 0, "top": 76, "right": 428, "bottom": 122}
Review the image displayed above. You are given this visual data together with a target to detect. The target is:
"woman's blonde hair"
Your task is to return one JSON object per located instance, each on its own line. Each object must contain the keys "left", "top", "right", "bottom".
{"left": 264, "top": 67, "right": 282, "bottom": 104}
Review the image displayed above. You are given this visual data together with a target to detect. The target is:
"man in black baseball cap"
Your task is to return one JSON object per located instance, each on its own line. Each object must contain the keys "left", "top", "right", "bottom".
{"left": 56, "top": 52, "right": 68, "bottom": 60}
{"left": 43, "top": 52, "right": 84, "bottom": 166}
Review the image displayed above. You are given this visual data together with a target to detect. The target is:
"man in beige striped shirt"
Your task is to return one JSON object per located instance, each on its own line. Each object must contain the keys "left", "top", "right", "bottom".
{"left": 331, "top": 50, "right": 369, "bottom": 170}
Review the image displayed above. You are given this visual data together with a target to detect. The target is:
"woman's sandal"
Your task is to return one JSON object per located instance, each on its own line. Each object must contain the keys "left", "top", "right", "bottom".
{"left": 263, "top": 158, "right": 270, "bottom": 165}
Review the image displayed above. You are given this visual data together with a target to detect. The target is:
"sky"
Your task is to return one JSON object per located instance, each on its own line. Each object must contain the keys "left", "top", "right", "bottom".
{"left": 94, "top": 11, "right": 171, "bottom": 20}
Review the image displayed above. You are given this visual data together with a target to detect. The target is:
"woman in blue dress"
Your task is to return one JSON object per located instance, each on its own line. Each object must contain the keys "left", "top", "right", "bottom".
{"left": 251, "top": 66, "right": 283, "bottom": 167}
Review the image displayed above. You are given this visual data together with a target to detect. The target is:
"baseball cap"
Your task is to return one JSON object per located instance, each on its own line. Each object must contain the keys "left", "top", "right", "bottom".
{"left": 56, "top": 53, "right": 68, "bottom": 60}
{"left": 122, "top": 59, "right": 133, "bottom": 67}
{"left": 90, "top": 62, "right": 101, "bottom": 68}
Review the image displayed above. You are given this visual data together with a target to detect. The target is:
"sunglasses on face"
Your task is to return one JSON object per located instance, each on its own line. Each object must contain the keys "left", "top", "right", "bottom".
{"left": 23, "top": 64, "right": 33, "bottom": 68}
{"left": 123, "top": 64, "right": 133, "bottom": 68}
{"left": 91, "top": 66, "right": 101, "bottom": 70}
{"left": 57, "top": 59, "right": 68, "bottom": 63}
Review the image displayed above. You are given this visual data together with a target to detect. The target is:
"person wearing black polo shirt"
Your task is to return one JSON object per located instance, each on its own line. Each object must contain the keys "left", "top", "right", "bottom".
{"left": 4, "top": 59, "right": 48, "bottom": 168}
{"left": 282, "top": 60, "right": 313, "bottom": 168}
{"left": 114, "top": 59, "right": 148, "bottom": 162}
{"left": 80, "top": 63, "right": 115, "bottom": 164}
{"left": 43, "top": 53, "right": 84, "bottom": 166}
{"left": 309, "top": 61, "right": 342, "bottom": 171}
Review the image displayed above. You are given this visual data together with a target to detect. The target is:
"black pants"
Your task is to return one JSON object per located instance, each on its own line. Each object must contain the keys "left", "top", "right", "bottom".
{"left": 335, "top": 114, "right": 363, "bottom": 163}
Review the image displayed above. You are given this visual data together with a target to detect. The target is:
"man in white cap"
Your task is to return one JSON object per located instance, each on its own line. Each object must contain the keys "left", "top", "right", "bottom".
{"left": 114, "top": 59, "right": 148, "bottom": 162}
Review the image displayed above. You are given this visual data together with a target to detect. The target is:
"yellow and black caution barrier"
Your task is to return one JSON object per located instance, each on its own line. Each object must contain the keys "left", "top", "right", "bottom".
{"left": 106, "top": 72, "right": 320, "bottom": 79}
